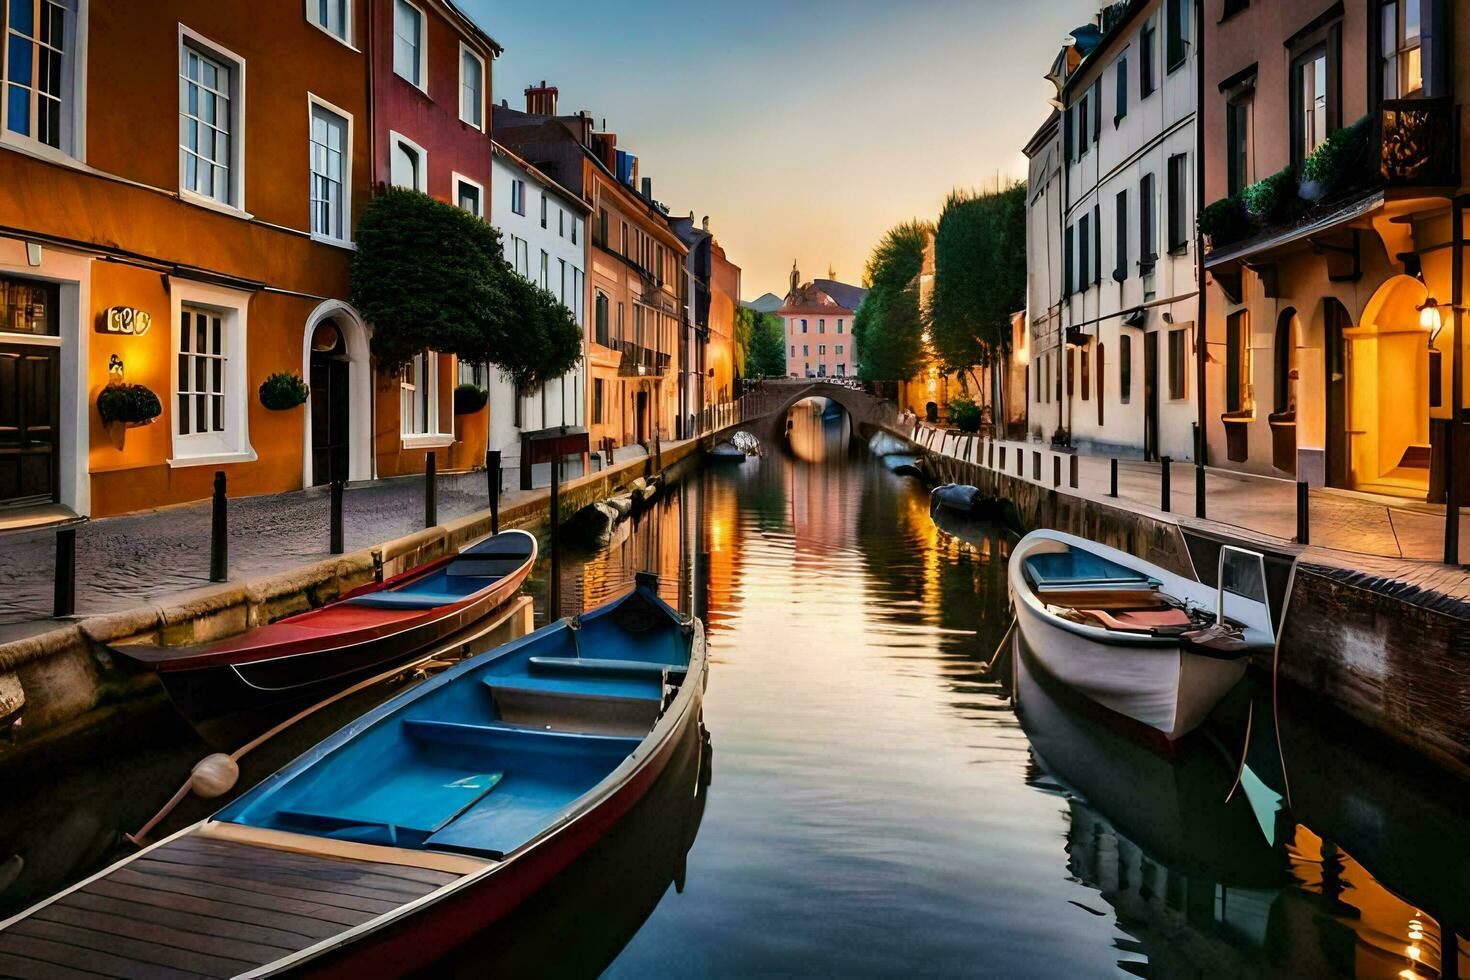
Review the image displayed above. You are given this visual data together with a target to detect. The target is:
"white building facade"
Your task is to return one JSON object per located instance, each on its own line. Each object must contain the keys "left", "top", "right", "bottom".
{"left": 1025, "top": 110, "right": 1064, "bottom": 444}
{"left": 1050, "top": 0, "right": 1198, "bottom": 462}
{"left": 486, "top": 141, "right": 588, "bottom": 478}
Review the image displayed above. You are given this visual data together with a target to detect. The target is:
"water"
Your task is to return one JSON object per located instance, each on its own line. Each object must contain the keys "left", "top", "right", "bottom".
{"left": 2, "top": 400, "right": 1467, "bottom": 977}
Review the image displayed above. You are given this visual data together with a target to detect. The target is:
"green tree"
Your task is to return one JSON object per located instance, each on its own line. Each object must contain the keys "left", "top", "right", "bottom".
{"left": 350, "top": 188, "right": 581, "bottom": 389}
{"left": 927, "top": 182, "right": 1027, "bottom": 393}
{"left": 742, "top": 308, "right": 787, "bottom": 378}
{"left": 854, "top": 220, "right": 930, "bottom": 381}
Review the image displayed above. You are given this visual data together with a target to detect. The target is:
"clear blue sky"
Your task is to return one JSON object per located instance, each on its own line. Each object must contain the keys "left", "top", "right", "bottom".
{"left": 463, "top": 0, "right": 1095, "bottom": 300}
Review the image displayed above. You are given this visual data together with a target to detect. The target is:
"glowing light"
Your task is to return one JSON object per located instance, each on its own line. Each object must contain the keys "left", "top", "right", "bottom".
{"left": 1407, "top": 945, "right": 1421, "bottom": 960}
{"left": 107, "top": 353, "right": 125, "bottom": 386}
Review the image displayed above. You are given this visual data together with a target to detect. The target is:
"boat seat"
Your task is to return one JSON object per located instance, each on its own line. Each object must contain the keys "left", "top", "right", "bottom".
{"left": 402, "top": 717, "right": 641, "bottom": 752}
{"left": 445, "top": 557, "right": 525, "bottom": 578}
{"left": 1038, "top": 588, "right": 1169, "bottom": 608}
{"left": 482, "top": 672, "right": 665, "bottom": 702}
{"left": 1024, "top": 550, "right": 1157, "bottom": 592}
{"left": 271, "top": 770, "right": 504, "bottom": 845}
{"left": 1077, "top": 607, "right": 1193, "bottom": 631}
{"left": 347, "top": 590, "right": 468, "bottom": 610}
{"left": 527, "top": 656, "right": 688, "bottom": 681}
{"left": 464, "top": 535, "right": 536, "bottom": 558}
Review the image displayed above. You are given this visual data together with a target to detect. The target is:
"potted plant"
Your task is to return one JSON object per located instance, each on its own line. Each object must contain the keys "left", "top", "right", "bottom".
{"left": 947, "top": 396, "right": 984, "bottom": 433}
{"left": 453, "top": 382, "right": 489, "bottom": 415}
{"left": 259, "top": 372, "right": 310, "bottom": 410}
{"left": 1242, "top": 167, "right": 1299, "bottom": 227}
{"left": 1199, "top": 194, "right": 1250, "bottom": 249}
{"left": 1300, "top": 117, "right": 1369, "bottom": 201}
{"left": 1050, "top": 425, "right": 1071, "bottom": 450}
{"left": 97, "top": 383, "right": 162, "bottom": 428}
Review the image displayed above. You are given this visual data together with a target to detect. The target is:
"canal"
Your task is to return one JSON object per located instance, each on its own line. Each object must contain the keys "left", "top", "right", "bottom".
{"left": 2, "top": 398, "right": 1467, "bottom": 977}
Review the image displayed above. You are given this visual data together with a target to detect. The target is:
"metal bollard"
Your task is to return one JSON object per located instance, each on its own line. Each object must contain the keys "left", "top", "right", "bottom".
{"left": 329, "top": 479, "right": 344, "bottom": 555}
{"left": 1109, "top": 458, "right": 1118, "bottom": 498}
{"left": 53, "top": 526, "right": 76, "bottom": 617}
{"left": 1070, "top": 454, "right": 1079, "bottom": 489}
{"left": 1296, "top": 480, "right": 1310, "bottom": 544}
{"left": 1160, "top": 456, "right": 1172, "bottom": 513}
{"left": 210, "top": 470, "right": 228, "bottom": 582}
{"left": 1195, "top": 464, "right": 1206, "bottom": 519}
{"left": 424, "top": 451, "right": 438, "bottom": 528}
{"left": 487, "top": 449, "right": 501, "bottom": 534}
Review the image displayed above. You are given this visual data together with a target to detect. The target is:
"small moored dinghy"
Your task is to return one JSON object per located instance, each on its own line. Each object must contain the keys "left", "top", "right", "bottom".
{"left": 116, "top": 530, "right": 537, "bottom": 727}
{"left": 0, "top": 573, "right": 704, "bottom": 977}
{"left": 1009, "top": 530, "right": 1272, "bottom": 739}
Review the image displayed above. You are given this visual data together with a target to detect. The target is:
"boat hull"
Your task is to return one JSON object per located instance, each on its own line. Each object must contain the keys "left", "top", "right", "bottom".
{"left": 287, "top": 648, "right": 706, "bottom": 978}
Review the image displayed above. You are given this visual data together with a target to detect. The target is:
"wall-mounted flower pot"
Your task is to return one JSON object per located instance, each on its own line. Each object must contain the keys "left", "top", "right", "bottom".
{"left": 97, "top": 383, "right": 162, "bottom": 428}
{"left": 259, "top": 372, "right": 310, "bottom": 410}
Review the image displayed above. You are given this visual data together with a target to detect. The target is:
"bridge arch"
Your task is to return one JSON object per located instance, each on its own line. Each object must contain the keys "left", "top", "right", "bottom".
{"left": 753, "top": 380, "right": 897, "bottom": 441}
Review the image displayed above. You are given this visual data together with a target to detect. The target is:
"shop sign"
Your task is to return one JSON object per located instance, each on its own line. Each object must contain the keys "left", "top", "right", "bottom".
{"left": 100, "top": 306, "right": 152, "bottom": 336}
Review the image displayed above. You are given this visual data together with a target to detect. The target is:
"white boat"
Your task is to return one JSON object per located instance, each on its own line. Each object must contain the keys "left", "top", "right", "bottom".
{"left": 1008, "top": 529, "right": 1274, "bottom": 740}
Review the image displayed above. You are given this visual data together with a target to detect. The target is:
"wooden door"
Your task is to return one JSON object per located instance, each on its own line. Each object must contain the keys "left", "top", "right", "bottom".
{"left": 0, "top": 344, "right": 60, "bottom": 507}
{"left": 1325, "top": 300, "right": 1349, "bottom": 488}
{"left": 310, "top": 354, "right": 350, "bottom": 485}
{"left": 1143, "top": 332, "right": 1159, "bottom": 461}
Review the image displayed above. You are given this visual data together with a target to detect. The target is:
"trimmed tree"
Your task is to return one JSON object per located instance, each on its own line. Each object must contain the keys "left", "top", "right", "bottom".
{"left": 854, "top": 220, "right": 930, "bottom": 382}
{"left": 742, "top": 308, "right": 787, "bottom": 378}
{"left": 927, "top": 182, "right": 1027, "bottom": 394}
{"left": 350, "top": 188, "right": 581, "bottom": 390}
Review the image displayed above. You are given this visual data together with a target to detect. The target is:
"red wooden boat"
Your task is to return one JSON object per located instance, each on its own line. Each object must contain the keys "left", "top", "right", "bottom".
{"left": 114, "top": 530, "right": 537, "bottom": 726}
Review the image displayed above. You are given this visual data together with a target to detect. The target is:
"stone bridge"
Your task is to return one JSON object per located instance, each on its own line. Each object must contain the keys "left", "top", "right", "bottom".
{"left": 737, "top": 379, "right": 900, "bottom": 442}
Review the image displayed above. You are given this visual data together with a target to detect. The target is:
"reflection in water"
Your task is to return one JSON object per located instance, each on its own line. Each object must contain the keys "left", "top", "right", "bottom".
{"left": 3, "top": 406, "right": 1468, "bottom": 977}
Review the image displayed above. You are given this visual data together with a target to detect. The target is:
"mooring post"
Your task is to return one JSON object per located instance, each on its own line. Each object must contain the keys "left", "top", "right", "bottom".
{"left": 1296, "top": 480, "right": 1310, "bottom": 545}
{"left": 1160, "top": 456, "right": 1172, "bottom": 513}
{"left": 424, "top": 451, "right": 438, "bottom": 528}
{"left": 1109, "top": 458, "right": 1118, "bottom": 498}
{"left": 487, "top": 449, "right": 501, "bottom": 534}
{"left": 329, "top": 479, "right": 344, "bottom": 555}
{"left": 1195, "top": 464, "right": 1206, "bottom": 519}
{"left": 549, "top": 455, "right": 561, "bottom": 620}
{"left": 53, "top": 526, "right": 75, "bottom": 617}
{"left": 1070, "top": 454, "right": 1078, "bottom": 489}
{"left": 210, "top": 470, "right": 228, "bottom": 582}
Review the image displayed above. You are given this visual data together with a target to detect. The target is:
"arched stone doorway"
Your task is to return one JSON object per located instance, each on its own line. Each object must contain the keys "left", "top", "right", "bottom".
{"left": 301, "top": 300, "right": 372, "bottom": 486}
{"left": 1329, "top": 277, "right": 1433, "bottom": 496}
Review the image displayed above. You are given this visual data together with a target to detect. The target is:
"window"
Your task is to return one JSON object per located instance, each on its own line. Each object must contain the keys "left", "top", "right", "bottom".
{"left": 179, "top": 34, "right": 243, "bottom": 208}
{"left": 390, "top": 132, "right": 425, "bottom": 191}
{"left": 1092, "top": 79, "right": 1102, "bottom": 145}
{"left": 803, "top": 344, "right": 809, "bottom": 356}
{"left": 819, "top": 318, "right": 825, "bottom": 333}
{"left": 1067, "top": 348, "right": 1074, "bottom": 397}
{"left": 1379, "top": 2, "right": 1422, "bottom": 100}
{"left": 558, "top": 258, "right": 565, "bottom": 304}
{"left": 571, "top": 216, "right": 578, "bottom": 245}
{"left": 616, "top": 301, "right": 624, "bottom": 344}
{"left": 392, "top": 0, "right": 425, "bottom": 90}
{"left": 1064, "top": 224, "right": 1075, "bottom": 293}
{"left": 539, "top": 250, "right": 549, "bottom": 289}
{"left": 1078, "top": 92, "right": 1090, "bottom": 152}
{"left": 1078, "top": 213, "right": 1090, "bottom": 289}
{"left": 1092, "top": 204, "right": 1102, "bottom": 285}
{"left": 459, "top": 44, "right": 484, "bottom": 129}
{"left": 1293, "top": 45, "right": 1329, "bottom": 164}
{"left": 1166, "top": 153, "right": 1188, "bottom": 253}
{"left": 510, "top": 178, "right": 525, "bottom": 215}
{"left": 307, "top": 0, "right": 348, "bottom": 43}
{"left": 1168, "top": 328, "right": 1189, "bottom": 401}
{"left": 1140, "top": 15, "right": 1156, "bottom": 97}
{"left": 1225, "top": 311, "right": 1252, "bottom": 411}
{"left": 593, "top": 377, "right": 604, "bottom": 424}
{"left": 1119, "top": 334, "right": 1132, "bottom": 404}
{"left": 790, "top": 345, "right": 795, "bottom": 357}
{"left": 514, "top": 238, "right": 528, "bottom": 276}
{"left": 1081, "top": 349, "right": 1090, "bottom": 401}
{"left": 454, "top": 175, "right": 481, "bottom": 217}
{"left": 837, "top": 363, "right": 846, "bottom": 376}
{"left": 1165, "top": 0, "right": 1188, "bottom": 73}
{"left": 558, "top": 209, "right": 565, "bottom": 238}
{"left": 1115, "top": 55, "right": 1128, "bottom": 124}
{"left": 801, "top": 319, "right": 808, "bottom": 333}
{"left": 818, "top": 344, "right": 826, "bottom": 355}
{"left": 540, "top": 193, "right": 547, "bottom": 229}
{"left": 595, "top": 291, "right": 609, "bottom": 346}
{"left": 309, "top": 100, "right": 348, "bottom": 241}
{"left": 836, "top": 344, "right": 844, "bottom": 354}
{"left": 1096, "top": 343, "right": 1105, "bottom": 424}
{"left": 4, "top": 0, "right": 81, "bottom": 153}
{"left": 620, "top": 221, "right": 628, "bottom": 256}
{"left": 837, "top": 319, "right": 844, "bottom": 333}
{"left": 1226, "top": 96, "right": 1251, "bottom": 195}
{"left": 1139, "top": 173, "right": 1156, "bottom": 270}
{"left": 0, "top": 274, "right": 57, "bottom": 336}
{"left": 1114, "top": 189, "right": 1128, "bottom": 281}
{"left": 170, "top": 281, "right": 252, "bottom": 464}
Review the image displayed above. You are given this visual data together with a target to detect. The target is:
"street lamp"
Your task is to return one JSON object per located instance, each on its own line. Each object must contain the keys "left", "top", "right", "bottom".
{"left": 1419, "top": 297, "right": 1444, "bottom": 345}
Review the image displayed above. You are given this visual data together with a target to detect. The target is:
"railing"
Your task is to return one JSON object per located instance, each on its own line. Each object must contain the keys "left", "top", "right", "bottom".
{"left": 1379, "top": 96, "right": 1459, "bottom": 189}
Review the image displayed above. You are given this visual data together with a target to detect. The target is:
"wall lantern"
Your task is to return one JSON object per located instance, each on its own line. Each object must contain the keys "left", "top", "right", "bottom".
{"left": 1419, "top": 297, "right": 1445, "bottom": 346}
{"left": 108, "top": 353, "right": 125, "bottom": 386}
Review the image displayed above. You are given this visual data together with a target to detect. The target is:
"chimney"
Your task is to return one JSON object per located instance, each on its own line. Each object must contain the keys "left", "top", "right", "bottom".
{"left": 701, "top": 215, "right": 709, "bottom": 232}
{"left": 524, "top": 80, "right": 558, "bottom": 116}
{"left": 641, "top": 176, "right": 652, "bottom": 201}
{"left": 500, "top": 98, "right": 508, "bottom": 108}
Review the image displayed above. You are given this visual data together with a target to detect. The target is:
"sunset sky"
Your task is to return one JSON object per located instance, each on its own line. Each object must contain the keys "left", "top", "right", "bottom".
{"left": 468, "top": 0, "right": 1096, "bottom": 301}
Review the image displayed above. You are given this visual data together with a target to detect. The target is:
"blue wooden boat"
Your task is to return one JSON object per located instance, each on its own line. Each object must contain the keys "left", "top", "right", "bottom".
{"left": 0, "top": 573, "right": 705, "bottom": 978}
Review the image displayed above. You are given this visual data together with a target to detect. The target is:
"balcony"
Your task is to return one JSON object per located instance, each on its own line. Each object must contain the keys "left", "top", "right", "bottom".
{"left": 615, "top": 339, "right": 671, "bottom": 378}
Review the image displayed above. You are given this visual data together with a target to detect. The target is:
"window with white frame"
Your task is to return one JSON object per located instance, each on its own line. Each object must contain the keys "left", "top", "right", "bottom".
{"left": 309, "top": 100, "right": 348, "bottom": 240}
{"left": 170, "top": 281, "right": 252, "bottom": 464}
{"left": 399, "top": 351, "right": 446, "bottom": 441}
{"left": 454, "top": 174, "right": 482, "bottom": 217}
{"left": 307, "top": 0, "right": 348, "bottom": 43}
{"left": 179, "top": 34, "right": 242, "bottom": 207}
{"left": 389, "top": 132, "right": 425, "bottom": 190}
{"left": 539, "top": 250, "right": 548, "bottom": 289}
{"left": 392, "top": 0, "right": 425, "bottom": 89}
{"left": 540, "top": 193, "right": 547, "bottom": 229}
{"left": 459, "top": 43, "right": 484, "bottom": 128}
{"left": 510, "top": 178, "right": 525, "bottom": 215}
{"left": 515, "top": 238, "right": 528, "bottom": 276}
{"left": 4, "top": 0, "right": 81, "bottom": 154}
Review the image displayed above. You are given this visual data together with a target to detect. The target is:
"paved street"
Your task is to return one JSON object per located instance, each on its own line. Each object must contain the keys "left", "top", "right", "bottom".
{"left": 917, "top": 425, "right": 1470, "bottom": 564}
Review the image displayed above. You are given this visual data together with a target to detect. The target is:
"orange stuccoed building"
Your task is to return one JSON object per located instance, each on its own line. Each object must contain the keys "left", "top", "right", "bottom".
{"left": 0, "top": 0, "right": 499, "bottom": 521}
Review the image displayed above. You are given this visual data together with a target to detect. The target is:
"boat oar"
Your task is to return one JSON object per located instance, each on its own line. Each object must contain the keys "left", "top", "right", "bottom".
{"left": 126, "top": 610, "right": 514, "bottom": 846}
{"left": 986, "top": 617, "right": 1017, "bottom": 674}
